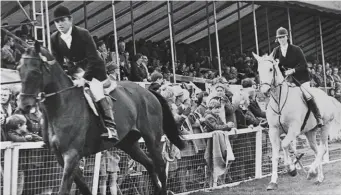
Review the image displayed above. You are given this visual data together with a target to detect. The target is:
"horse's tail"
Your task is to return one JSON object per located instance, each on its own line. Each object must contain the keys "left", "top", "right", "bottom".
{"left": 149, "top": 90, "right": 185, "bottom": 150}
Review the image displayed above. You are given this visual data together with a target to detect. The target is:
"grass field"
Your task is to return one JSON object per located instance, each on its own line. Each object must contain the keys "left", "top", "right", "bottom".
{"left": 190, "top": 160, "right": 341, "bottom": 195}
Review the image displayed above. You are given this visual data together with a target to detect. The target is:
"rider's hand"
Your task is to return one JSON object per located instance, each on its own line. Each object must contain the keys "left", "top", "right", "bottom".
{"left": 73, "top": 78, "right": 86, "bottom": 87}
{"left": 285, "top": 69, "right": 295, "bottom": 76}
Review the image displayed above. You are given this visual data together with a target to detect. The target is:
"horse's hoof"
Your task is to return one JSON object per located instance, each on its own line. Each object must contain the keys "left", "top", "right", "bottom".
{"left": 288, "top": 168, "right": 297, "bottom": 177}
{"left": 266, "top": 182, "right": 278, "bottom": 191}
{"left": 307, "top": 171, "right": 317, "bottom": 180}
{"left": 314, "top": 180, "right": 322, "bottom": 185}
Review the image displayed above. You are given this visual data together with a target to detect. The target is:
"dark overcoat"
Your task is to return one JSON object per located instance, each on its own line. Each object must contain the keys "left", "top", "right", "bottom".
{"left": 273, "top": 44, "right": 310, "bottom": 85}
{"left": 51, "top": 26, "right": 107, "bottom": 81}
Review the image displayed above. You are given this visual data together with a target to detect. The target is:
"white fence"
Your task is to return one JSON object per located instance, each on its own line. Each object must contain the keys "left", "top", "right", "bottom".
{"left": 1, "top": 127, "right": 341, "bottom": 195}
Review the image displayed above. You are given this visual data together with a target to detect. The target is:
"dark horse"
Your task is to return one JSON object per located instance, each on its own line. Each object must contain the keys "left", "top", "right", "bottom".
{"left": 17, "top": 42, "right": 185, "bottom": 195}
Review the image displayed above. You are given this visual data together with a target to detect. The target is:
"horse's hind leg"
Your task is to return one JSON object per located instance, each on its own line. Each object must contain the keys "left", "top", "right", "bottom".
{"left": 121, "top": 142, "right": 163, "bottom": 194}
{"left": 315, "top": 126, "right": 329, "bottom": 184}
{"left": 305, "top": 130, "right": 318, "bottom": 180}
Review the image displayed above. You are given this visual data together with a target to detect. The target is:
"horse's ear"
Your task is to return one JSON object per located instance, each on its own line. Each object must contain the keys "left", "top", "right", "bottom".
{"left": 269, "top": 50, "right": 275, "bottom": 59}
{"left": 34, "top": 41, "right": 41, "bottom": 53}
{"left": 252, "top": 52, "right": 261, "bottom": 62}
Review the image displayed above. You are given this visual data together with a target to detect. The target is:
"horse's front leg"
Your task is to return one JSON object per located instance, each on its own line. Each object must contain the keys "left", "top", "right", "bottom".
{"left": 59, "top": 149, "right": 81, "bottom": 195}
{"left": 281, "top": 127, "right": 300, "bottom": 176}
{"left": 267, "top": 128, "right": 281, "bottom": 191}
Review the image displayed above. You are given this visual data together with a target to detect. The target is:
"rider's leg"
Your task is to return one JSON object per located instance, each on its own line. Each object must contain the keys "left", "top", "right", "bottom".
{"left": 300, "top": 82, "right": 324, "bottom": 127}
{"left": 89, "top": 78, "right": 118, "bottom": 140}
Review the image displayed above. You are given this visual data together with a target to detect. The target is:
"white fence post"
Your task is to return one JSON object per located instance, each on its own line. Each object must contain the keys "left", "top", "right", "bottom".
{"left": 3, "top": 146, "right": 12, "bottom": 195}
{"left": 11, "top": 147, "right": 19, "bottom": 195}
{"left": 92, "top": 152, "right": 102, "bottom": 194}
{"left": 255, "top": 128, "right": 263, "bottom": 178}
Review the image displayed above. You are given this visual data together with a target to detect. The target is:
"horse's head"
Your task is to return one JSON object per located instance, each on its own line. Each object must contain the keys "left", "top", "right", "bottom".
{"left": 253, "top": 52, "right": 283, "bottom": 94}
{"left": 17, "top": 41, "right": 55, "bottom": 112}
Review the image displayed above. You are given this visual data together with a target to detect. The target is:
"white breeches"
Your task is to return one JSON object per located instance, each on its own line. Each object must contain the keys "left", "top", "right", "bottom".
{"left": 300, "top": 81, "right": 312, "bottom": 100}
{"left": 88, "top": 78, "right": 107, "bottom": 102}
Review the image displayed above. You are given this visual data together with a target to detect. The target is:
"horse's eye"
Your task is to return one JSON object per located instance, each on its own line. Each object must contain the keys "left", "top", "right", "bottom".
{"left": 270, "top": 68, "right": 273, "bottom": 72}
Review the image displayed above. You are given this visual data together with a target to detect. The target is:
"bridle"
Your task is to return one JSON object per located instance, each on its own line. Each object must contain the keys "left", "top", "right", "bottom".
{"left": 260, "top": 59, "right": 291, "bottom": 134}
{"left": 19, "top": 56, "right": 76, "bottom": 102}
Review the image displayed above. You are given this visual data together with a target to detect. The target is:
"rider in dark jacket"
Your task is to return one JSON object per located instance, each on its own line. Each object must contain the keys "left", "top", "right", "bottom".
{"left": 272, "top": 27, "right": 323, "bottom": 127}
{"left": 51, "top": 6, "right": 118, "bottom": 140}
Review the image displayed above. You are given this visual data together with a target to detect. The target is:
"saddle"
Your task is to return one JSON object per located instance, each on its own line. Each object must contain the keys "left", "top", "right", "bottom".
{"left": 83, "top": 79, "right": 117, "bottom": 116}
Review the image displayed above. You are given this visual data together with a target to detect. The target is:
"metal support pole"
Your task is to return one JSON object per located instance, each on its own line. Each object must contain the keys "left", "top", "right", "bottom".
{"left": 167, "top": 0, "right": 176, "bottom": 83}
{"left": 112, "top": 0, "right": 120, "bottom": 81}
{"left": 335, "top": 26, "right": 339, "bottom": 66}
{"left": 84, "top": 1, "right": 88, "bottom": 29}
{"left": 45, "top": 0, "right": 51, "bottom": 52}
{"left": 252, "top": 2, "right": 259, "bottom": 55}
{"left": 171, "top": 1, "right": 177, "bottom": 63}
{"left": 40, "top": 1, "right": 46, "bottom": 47}
{"left": 265, "top": 8, "right": 270, "bottom": 54}
{"left": 315, "top": 16, "right": 318, "bottom": 62}
{"left": 319, "top": 16, "right": 327, "bottom": 93}
{"left": 206, "top": 0, "right": 213, "bottom": 67}
{"left": 130, "top": 1, "right": 136, "bottom": 55}
{"left": 213, "top": 1, "right": 221, "bottom": 77}
{"left": 17, "top": 0, "right": 33, "bottom": 22}
{"left": 237, "top": 2, "right": 243, "bottom": 54}
{"left": 287, "top": 7, "right": 293, "bottom": 44}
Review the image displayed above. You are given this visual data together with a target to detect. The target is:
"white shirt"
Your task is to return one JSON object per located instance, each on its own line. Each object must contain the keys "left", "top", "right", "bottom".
{"left": 280, "top": 44, "right": 288, "bottom": 57}
{"left": 60, "top": 26, "right": 73, "bottom": 49}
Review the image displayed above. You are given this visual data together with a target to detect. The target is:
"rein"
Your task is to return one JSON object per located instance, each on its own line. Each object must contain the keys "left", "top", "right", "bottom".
{"left": 19, "top": 56, "right": 76, "bottom": 102}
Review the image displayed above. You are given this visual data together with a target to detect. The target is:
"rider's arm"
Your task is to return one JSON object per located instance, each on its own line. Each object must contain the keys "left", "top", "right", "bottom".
{"left": 294, "top": 46, "right": 308, "bottom": 73}
{"left": 82, "top": 29, "right": 107, "bottom": 81}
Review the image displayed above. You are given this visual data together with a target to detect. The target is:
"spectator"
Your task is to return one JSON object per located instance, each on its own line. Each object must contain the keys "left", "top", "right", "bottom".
{"left": 228, "top": 67, "right": 238, "bottom": 84}
{"left": 98, "top": 150, "right": 120, "bottom": 195}
{"left": 326, "top": 68, "right": 335, "bottom": 88}
{"left": 130, "top": 53, "right": 148, "bottom": 82}
{"left": 107, "top": 64, "right": 120, "bottom": 81}
{"left": 1, "top": 86, "right": 14, "bottom": 137}
{"left": 203, "top": 98, "right": 234, "bottom": 132}
{"left": 96, "top": 40, "right": 110, "bottom": 65}
{"left": 332, "top": 67, "right": 341, "bottom": 89}
{"left": 6, "top": 114, "right": 43, "bottom": 142}
{"left": 235, "top": 98, "right": 260, "bottom": 129}
{"left": 195, "top": 91, "right": 209, "bottom": 118}
{"left": 241, "top": 78, "right": 266, "bottom": 118}
{"left": 1, "top": 36, "right": 17, "bottom": 69}
{"left": 148, "top": 72, "right": 164, "bottom": 92}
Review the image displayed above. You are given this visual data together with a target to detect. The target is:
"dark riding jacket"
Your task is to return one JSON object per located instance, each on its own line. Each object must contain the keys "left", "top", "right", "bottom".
{"left": 51, "top": 26, "right": 107, "bottom": 81}
{"left": 273, "top": 44, "right": 310, "bottom": 85}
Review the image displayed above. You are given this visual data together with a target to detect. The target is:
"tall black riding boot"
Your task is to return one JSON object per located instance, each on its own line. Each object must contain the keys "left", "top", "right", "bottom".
{"left": 98, "top": 97, "right": 119, "bottom": 141}
{"left": 307, "top": 98, "right": 324, "bottom": 128}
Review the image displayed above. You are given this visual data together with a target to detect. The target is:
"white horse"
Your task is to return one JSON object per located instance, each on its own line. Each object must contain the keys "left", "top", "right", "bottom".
{"left": 253, "top": 52, "right": 341, "bottom": 190}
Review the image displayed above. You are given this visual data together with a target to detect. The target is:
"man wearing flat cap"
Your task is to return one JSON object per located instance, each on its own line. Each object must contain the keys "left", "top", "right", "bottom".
{"left": 50, "top": 5, "right": 118, "bottom": 140}
{"left": 272, "top": 27, "right": 323, "bottom": 127}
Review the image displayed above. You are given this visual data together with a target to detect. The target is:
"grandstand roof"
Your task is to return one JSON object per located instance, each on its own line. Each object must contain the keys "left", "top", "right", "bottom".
{"left": 1, "top": 1, "right": 340, "bottom": 62}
